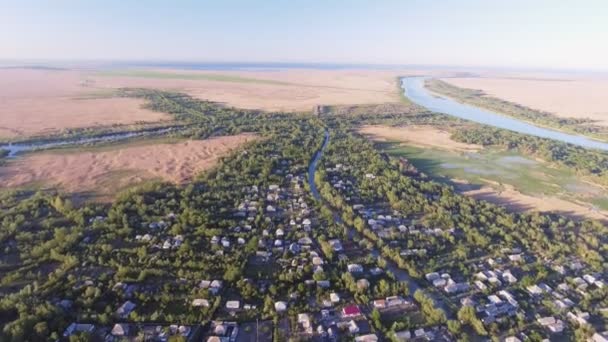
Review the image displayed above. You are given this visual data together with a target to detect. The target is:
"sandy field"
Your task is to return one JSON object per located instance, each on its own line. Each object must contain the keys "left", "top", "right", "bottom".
{"left": 0, "top": 69, "right": 170, "bottom": 139}
{"left": 0, "top": 134, "right": 257, "bottom": 200}
{"left": 90, "top": 69, "right": 407, "bottom": 112}
{"left": 441, "top": 76, "right": 608, "bottom": 125}
{"left": 455, "top": 180, "right": 608, "bottom": 222}
{"left": 358, "top": 125, "right": 481, "bottom": 153}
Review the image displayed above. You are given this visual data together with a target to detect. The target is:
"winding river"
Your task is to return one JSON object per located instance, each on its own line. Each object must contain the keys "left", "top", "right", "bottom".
{"left": 307, "top": 129, "right": 451, "bottom": 315}
{"left": 402, "top": 76, "right": 608, "bottom": 151}
{"left": 0, "top": 126, "right": 181, "bottom": 157}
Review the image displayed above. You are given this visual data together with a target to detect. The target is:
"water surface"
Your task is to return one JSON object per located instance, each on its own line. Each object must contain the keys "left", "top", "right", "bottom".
{"left": 402, "top": 77, "right": 608, "bottom": 151}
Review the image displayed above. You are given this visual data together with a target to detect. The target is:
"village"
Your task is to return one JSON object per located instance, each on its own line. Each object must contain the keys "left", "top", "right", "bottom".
{"left": 54, "top": 133, "right": 608, "bottom": 342}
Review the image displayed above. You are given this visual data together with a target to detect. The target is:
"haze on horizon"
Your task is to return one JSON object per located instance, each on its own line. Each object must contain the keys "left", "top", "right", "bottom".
{"left": 1, "top": 0, "right": 608, "bottom": 71}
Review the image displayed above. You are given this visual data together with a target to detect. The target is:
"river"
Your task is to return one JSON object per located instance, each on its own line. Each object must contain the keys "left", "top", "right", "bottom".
{"left": 402, "top": 76, "right": 608, "bottom": 151}
{"left": 0, "top": 126, "right": 181, "bottom": 157}
{"left": 307, "top": 129, "right": 451, "bottom": 314}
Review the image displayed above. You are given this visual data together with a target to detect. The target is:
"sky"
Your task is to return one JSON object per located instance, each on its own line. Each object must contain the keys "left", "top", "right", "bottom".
{"left": 1, "top": 0, "right": 608, "bottom": 70}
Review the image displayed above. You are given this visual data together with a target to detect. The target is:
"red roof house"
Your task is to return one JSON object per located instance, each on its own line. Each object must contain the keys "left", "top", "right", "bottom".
{"left": 342, "top": 304, "right": 362, "bottom": 317}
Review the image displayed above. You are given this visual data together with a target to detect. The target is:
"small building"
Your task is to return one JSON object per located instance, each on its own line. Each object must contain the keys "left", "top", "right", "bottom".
{"left": 373, "top": 299, "right": 386, "bottom": 309}
{"left": 192, "top": 298, "right": 210, "bottom": 307}
{"left": 63, "top": 323, "right": 95, "bottom": 337}
{"left": 226, "top": 300, "right": 240, "bottom": 310}
{"left": 342, "top": 304, "right": 362, "bottom": 318}
{"left": 274, "top": 301, "right": 288, "bottom": 312}
{"left": 116, "top": 300, "right": 136, "bottom": 318}
{"left": 355, "top": 334, "right": 379, "bottom": 342}
{"left": 330, "top": 292, "right": 340, "bottom": 303}
{"left": 348, "top": 264, "right": 364, "bottom": 273}
{"left": 111, "top": 323, "right": 131, "bottom": 336}
{"left": 348, "top": 320, "right": 359, "bottom": 334}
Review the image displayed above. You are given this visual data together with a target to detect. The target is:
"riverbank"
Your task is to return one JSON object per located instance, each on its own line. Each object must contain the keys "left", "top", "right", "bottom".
{"left": 359, "top": 124, "right": 608, "bottom": 222}
{"left": 425, "top": 78, "right": 608, "bottom": 142}
{"left": 401, "top": 76, "right": 608, "bottom": 151}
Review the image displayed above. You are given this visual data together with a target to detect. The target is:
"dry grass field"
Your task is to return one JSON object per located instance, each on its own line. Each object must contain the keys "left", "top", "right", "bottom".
{"left": 0, "top": 68, "right": 170, "bottom": 139}
{"left": 0, "top": 134, "right": 257, "bottom": 201}
{"left": 455, "top": 180, "right": 608, "bottom": 222}
{"left": 441, "top": 75, "right": 608, "bottom": 125}
{"left": 358, "top": 125, "right": 481, "bottom": 152}
{"left": 90, "top": 68, "right": 407, "bottom": 112}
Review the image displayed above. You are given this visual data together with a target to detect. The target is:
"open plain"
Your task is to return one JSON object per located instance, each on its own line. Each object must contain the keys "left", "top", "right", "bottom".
{"left": 0, "top": 134, "right": 257, "bottom": 200}
{"left": 441, "top": 75, "right": 608, "bottom": 125}
{"left": 0, "top": 68, "right": 170, "bottom": 139}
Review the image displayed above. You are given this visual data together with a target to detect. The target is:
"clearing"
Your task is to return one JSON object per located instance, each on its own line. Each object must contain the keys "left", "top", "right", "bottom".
{"left": 361, "top": 124, "right": 608, "bottom": 221}
{"left": 0, "top": 134, "right": 257, "bottom": 201}
{"left": 0, "top": 68, "right": 170, "bottom": 139}
{"left": 358, "top": 125, "right": 481, "bottom": 153}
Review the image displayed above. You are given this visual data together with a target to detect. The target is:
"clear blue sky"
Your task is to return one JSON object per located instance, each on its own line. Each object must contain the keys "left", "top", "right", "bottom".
{"left": 1, "top": 0, "right": 607, "bottom": 70}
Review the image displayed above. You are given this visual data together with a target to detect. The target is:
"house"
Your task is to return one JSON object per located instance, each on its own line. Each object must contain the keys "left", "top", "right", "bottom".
{"left": 370, "top": 267, "right": 383, "bottom": 276}
{"left": 342, "top": 304, "right": 362, "bottom": 318}
{"left": 209, "top": 321, "right": 239, "bottom": 341}
{"left": 373, "top": 299, "right": 386, "bottom": 309}
{"left": 330, "top": 292, "right": 340, "bottom": 303}
{"left": 192, "top": 298, "right": 210, "bottom": 307}
{"left": 348, "top": 320, "right": 359, "bottom": 334}
{"left": 433, "top": 278, "right": 447, "bottom": 288}
{"left": 502, "top": 271, "right": 517, "bottom": 284}
{"left": 356, "top": 278, "right": 370, "bottom": 290}
{"left": 289, "top": 243, "right": 301, "bottom": 253}
{"left": 209, "top": 280, "right": 223, "bottom": 295}
{"left": 347, "top": 264, "right": 364, "bottom": 273}
{"left": 583, "top": 274, "right": 597, "bottom": 284}
{"left": 63, "top": 323, "right": 95, "bottom": 337}
{"left": 538, "top": 316, "right": 565, "bottom": 333}
{"left": 116, "top": 300, "right": 136, "bottom": 318}
{"left": 526, "top": 284, "right": 544, "bottom": 296}
{"left": 593, "top": 331, "right": 608, "bottom": 342}
{"left": 504, "top": 337, "right": 522, "bottom": 342}
{"left": 365, "top": 173, "right": 376, "bottom": 180}
{"left": 508, "top": 254, "right": 523, "bottom": 262}
{"left": 275, "top": 301, "right": 288, "bottom": 312}
{"left": 317, "top": 280, "right": 330, "bottom": 288}
{"left": 444, "top": 282, "right": 469, "bottom": 294}
{"left": 567, "top": 311, "right": 590, "bottom": 326}
{"left": 226, "top": 300, "right": 240, "bottom": 310}
{"left": 329, "top": 239, "right": 343, "bottom": 252}
{"left": 298, "top": 313, "right": 311, "bottom": 329}
{"left": 298, "top": 237, "right": 313, "bottom": 245}
{"left": 386, "top": 296, "right": 407, "bottom": 307}
{"left": 355, "top": 334, "right": 378, "bottom": 342}
{"left": 394, "top": 330, "right": 411, "bottom": 341}
{"left": 111, "top": 323, "right": 131, "bottom": 336}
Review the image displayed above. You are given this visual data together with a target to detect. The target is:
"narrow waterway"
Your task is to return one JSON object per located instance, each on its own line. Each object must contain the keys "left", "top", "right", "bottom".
{"left": 402, "top": 76, "right": 608, "bottom": 151}
{"left": 306, "top": 129, "right": 450, "bottom": 314}
{"left": 0, "top": 126, "right": 180, "bottom": 157}
{"left": 308, "top": 129, "right": 330, "bottom": 200}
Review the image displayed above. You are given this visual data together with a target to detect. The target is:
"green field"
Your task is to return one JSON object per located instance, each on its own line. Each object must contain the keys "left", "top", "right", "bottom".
{"left": 97, "top": 70, "right": 291, "bottom": 85}
{"left": 378, "top": 141, "right": 608, "bottom": 210}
